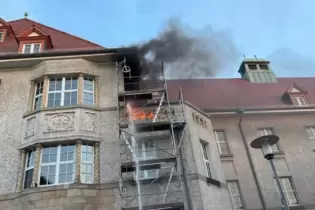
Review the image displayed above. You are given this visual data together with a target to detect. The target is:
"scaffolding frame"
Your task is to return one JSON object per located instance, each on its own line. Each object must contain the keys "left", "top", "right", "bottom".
{"left": 116, "top": 59, "right": 186, "bottom": 210}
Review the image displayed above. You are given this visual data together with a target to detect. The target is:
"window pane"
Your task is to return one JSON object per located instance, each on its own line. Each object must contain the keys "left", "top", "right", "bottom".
{"left": 23, "top": 169, "right": 33, "bottom": 189}
{"left": 219, "top": 142, "right": 229, "bottom": 154}
{"left": 33, "top": 44, "right": 40, "bottom": 53}
{"left": 83, "top": 92, "right": 93, "bottom": 105}
{"left": 215, "top": 131, "right": 225, "bottom": 141}
{"left": 56, "top": 78, "right": 62, "bottom": 90}
{"left": 24, "top": 45, "right": 31, "bottom": 53}
{"left": 84, "top": 78, "right": 94, "bottom": 91}
{"left": 34, "top": 95, "right": 42, "bottom": 110}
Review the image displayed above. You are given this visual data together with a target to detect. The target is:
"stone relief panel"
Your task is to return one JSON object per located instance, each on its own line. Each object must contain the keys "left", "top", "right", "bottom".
{"left": 44, "top": 112, "right": 75, "bottom": 132}
{"left": 25, "top": 117, "right": 36, "bottom": 138}
{"left": 84, "top": 112, "right": 97, "bottom": 132}
{"left": 192, "top": 111, "right": 208, "bottom": 128}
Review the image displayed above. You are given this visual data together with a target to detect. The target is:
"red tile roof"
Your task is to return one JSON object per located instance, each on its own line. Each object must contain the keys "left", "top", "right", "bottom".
{"left": 0, "top": 18, "right": 103, "bottom": 53}
{"left": 167, "top": 78, "right": 315, "bottom": 110}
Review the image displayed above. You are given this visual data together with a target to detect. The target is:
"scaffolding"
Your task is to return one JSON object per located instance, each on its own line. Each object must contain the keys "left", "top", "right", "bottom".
{"left": 116, "top": 58, "right": 186, "bottom": 210}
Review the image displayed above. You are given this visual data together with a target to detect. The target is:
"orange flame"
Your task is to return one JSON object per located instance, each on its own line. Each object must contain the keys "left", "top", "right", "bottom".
{"left": 126, "top": 103, "right": 154, "bottom": 121}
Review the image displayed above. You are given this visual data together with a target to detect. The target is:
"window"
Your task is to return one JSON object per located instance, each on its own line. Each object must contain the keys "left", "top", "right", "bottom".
{"left": 39, "top": 145, "right": 75, "bottom": 186}
{"left": 305, "top": 126, "right": 315, "bottom": 139}
{"left": 291, "top": 96, "right": 307, "bottom": 107}
{"left": 134, "top": 140, "right": 158, "bottom": 180}
{"left": 258, "top": 128, "right": 279, "bottom": 152}
{"left": 23, "top": 149, "right": 35, "bottom": 189}
{"left": 0, "top": 32, "right": 3, "bottom": 41}
{"left": 227, "top": 181, "right": 244, "bottom": 210}
{"left": 248, "top": 64, "right": 257, "bottom": 70}
{"left": 47, "top": 77, "right": 78, "bottom": 108}
{"left": 83, "top": 77, "right": 94, "bottom": 105}
{"left": 259, "top": 64, "right": 268, "bottom": 70}
{"left": 23, "top": 43, "right": 41, "bottom": 53}
{"left": 200, "top": 141, "right": 211, "bottom": 178}
{"left": 214, "top": 130, "right": 230, "bottom": 155}
{"left": 279, "top": 177, "right": 298, "bottom": 206}
{"left": 33, "top": 81, "right": 43, "bottom": 110}
{"left": 81, "top": 145, "right": 94, "bottom": 183}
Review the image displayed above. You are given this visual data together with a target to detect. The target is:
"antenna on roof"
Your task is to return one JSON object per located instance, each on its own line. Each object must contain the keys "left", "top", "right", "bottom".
{"left": 254, "top": 54, "right": 258, "bottom": 60}
{"left": 242, "top": 54, "right": 246, "bottom": 59}
{"left": 24, "top": 12, "right": 28, "bottom": 18}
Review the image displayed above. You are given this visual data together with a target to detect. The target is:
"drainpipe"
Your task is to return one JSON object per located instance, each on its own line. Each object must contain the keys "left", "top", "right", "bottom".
{"left": 237, "top": 108, "right": 266, "bottom": 210}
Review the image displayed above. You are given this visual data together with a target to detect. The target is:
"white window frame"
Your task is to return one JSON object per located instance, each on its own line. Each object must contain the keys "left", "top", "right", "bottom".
{"left": 259, "top": 128, "right": 279, "bottom": 152}
{"left": 134, "top": 140, "right": 158, "bottom": 180}
{"left": 291, "top": 96, "right": 307, "bottom": 107}
{"left": 200, "top": 141, "right": 211, "bottom": 178}
{"left": 227, "top": 181, "right": 244, "bottom": 210}
{"left": 47, "top": 77, "right": 78, "bottom": 107}
{"left": 83, "top": 77, "right": 95, "bottom": 106}
{"left": 22, "top": 43, "right": 41, "bottom": 53}
{"left": 305, "top": 126, "right": 315, "bottom": 139}
{"left": 214, "top": 130, "right": 230, "bottom": 155}
{"left": 279, "top": 177, "right": 299, "bottom": 206}
{"left": 81, "top": 144, "right": 94, "bottom": 184}
{"left": 0, "top": 32, "right": 3, "bottom": 41}
{"left": 23, "top": 149, "right": 36, "bottom": 189}
{"left": 38, "top": 145, "right": 76, "bottom": 186}
{"left": 33, "top": 81, "right": 43, "bottom": 110}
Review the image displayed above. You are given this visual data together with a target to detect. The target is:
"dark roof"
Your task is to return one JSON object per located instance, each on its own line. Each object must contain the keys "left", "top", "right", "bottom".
{"left": 0, "top": 18, "right": 103, "bottom": 52}
{"left": 167, "top": 78, "right": 315, "bottom": 110}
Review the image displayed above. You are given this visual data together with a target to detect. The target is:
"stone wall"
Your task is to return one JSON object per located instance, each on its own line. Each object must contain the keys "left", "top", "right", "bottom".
{"left": 0, "top": 183, "right": 118, "bottom": 210}
{"left": 211, "top": 114, "right": 315, "bottom": 210}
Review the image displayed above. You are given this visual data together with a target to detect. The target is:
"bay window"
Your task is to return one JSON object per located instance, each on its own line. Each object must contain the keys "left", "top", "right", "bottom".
{"left": 22, "top": 142, "right": 99, "bottom": 190}
{"left": 200, "top": 141, "right": 211, "bottom": 178}
{"left": 31, "top": 74, "right": 96, "bottom": 111}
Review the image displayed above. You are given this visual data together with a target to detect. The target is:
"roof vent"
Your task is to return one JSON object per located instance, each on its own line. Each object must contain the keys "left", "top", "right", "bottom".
{"left": 24, "top": 12, "right": 28, "bottom": 18}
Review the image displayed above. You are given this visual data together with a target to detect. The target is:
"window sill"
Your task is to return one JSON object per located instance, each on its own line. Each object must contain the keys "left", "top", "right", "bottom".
{"left": 206, "top": 177, "right": 221, "bottom": 187}
{"left": 220, "top": 154, "right": 233, "bottom": 158}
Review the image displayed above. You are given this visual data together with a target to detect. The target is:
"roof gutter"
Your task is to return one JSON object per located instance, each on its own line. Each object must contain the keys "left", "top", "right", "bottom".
{"left": 0, "top": 47, "right": 138, "bottom": 60}
{"left": 237, "top": 108, "right": 266, "bottom": 210}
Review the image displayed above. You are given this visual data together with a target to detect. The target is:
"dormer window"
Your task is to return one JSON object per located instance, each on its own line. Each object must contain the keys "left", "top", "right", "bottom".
{"left": 291, "top": 96, "right": 308, "bottom": 107}
{"left": 259, "top": 64, "right": 268, "bottom": 70}
{"left": 23, "top": 43, "right": 41, "bottom": 53}
{"left": 248, "top": 64, "right": 257, "bottom": 70}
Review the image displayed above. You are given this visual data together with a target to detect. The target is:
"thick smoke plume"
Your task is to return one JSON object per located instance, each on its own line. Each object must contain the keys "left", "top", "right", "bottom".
{"left": 136, "top": 18, "right": 239, "bottom": 79}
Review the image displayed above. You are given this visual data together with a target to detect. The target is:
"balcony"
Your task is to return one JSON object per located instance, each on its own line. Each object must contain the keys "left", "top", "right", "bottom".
{"left": 21, "top": 107, "right": 100, "bottom": 148}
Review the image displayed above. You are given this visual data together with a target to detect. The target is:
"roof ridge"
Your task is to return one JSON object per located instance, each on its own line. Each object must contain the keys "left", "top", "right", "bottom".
{"left": 8, "top": 18, "right": 104, "bottom": 48}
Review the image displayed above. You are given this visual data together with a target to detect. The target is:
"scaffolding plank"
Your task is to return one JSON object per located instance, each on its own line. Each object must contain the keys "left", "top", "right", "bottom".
{"left": 121, "top": 157, "right": 177, "bottom": 173}
{"left": 122, "top": 202, "right": 184, "bottom": 210}
{"left": 118, "top": 88, "right": 166, "bottom": 96}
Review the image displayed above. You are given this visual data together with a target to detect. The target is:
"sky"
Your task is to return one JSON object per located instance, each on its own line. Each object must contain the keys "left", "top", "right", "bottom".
{"left": 1, "top": 0, "right": 315, "bottom": 78}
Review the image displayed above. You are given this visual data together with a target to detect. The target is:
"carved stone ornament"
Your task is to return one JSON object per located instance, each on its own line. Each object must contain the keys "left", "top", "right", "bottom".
{"left": 45, "top": 112, "right": 75, "bottom": 132}
{"left": 84, "top": 112, "right": 96, "bottom": 132}
{"left": 25, "top": 117, "right": 36, "bottom": 138}
{"left": 192, "top": 111, "right": 208, "bottom": 128}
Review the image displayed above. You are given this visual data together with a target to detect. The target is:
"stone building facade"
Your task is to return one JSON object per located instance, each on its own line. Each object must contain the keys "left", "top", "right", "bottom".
{"left": 1, "top": 16, "right": 315, "bottom": 210}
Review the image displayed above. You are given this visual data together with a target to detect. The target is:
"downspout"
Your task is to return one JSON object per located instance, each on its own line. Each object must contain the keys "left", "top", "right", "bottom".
{"left": 178, "top": 136, "right": 193, "bottom": 210}
{"left": 237, "top": 109, "right": 266, "bottom": 210}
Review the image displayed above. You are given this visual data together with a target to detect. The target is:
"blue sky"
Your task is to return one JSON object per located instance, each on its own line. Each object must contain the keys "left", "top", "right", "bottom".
{"left": 1, "top": 0, "right": 315, "bottom": 78}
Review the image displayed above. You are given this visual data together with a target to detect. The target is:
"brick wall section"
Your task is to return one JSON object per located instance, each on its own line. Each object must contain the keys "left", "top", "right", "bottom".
{"left": 0, "top": 183, "right": 118, "bottom": 210}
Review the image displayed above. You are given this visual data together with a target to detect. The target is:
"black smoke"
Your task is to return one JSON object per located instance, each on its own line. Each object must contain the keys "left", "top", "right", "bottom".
{"left": 136, "top": 18, "right": 239, "bottom": 79}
